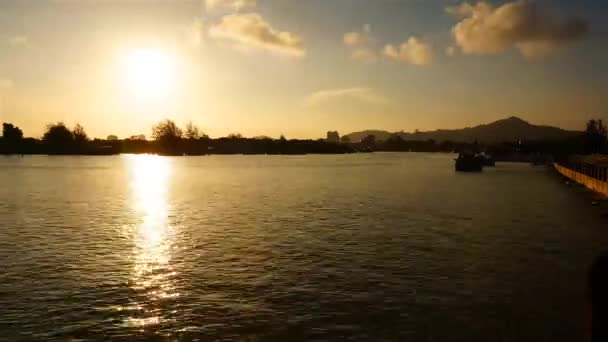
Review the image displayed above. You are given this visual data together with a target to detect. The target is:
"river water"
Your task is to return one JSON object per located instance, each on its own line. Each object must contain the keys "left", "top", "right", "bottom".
{"left": 1, "top": 153, "right": 607, "bottom": 341}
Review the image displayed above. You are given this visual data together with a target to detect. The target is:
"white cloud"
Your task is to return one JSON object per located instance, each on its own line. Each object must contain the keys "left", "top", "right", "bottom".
{"left": 209, "top": 13, "right": 305, "bottom": 57}
{"left": 343, "top": 24, "right": 377, "bottom": 63}
{"left": 344, "top": 32, "right": 365, "bottom": 47}
{"left": 305, "top": 87, "right": 389, "bottom": 106}
{"left": 383, "top": 37, "right": 433, "bottom": 66}
{"left": 344, "top": 25, "right": 371, "bottom": 46}
{"left": 8, "top": 35, "right": 28, "bottom": 47}
{"left": 448, "top": 0, "right": 588, "bottom": 60}
{"left": 205, "top": 0, "right": 256, "bottom": 13}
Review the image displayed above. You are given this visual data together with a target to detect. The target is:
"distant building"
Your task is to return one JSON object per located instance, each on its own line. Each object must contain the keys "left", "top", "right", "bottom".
{"left": 129, "top": 134, "right": 146, "bottom": 141}
{"left": 107, "top": 135, "right": 118, "bottom": 141}
{"left": 326, "top": 131, "right": 340, "bottom": 143}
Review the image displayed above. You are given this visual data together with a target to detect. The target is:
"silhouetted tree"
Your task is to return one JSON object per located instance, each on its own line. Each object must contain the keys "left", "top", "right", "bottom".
{"left": 185, "top": 122, "right": 201, "bottom": 140}
{"left": 585, "top": 119, "right": 607, "bottom": 154}
{"left": 152, "top": 119, "right": 182, "bottom": 154}
{"left": 73, "top": 124, "right": 88, "bottom": 143}
{"left": 72, "top": 124, "right": 89, "bottom": 152}
{"left": 1, "top": 123, "right": 24, "bottom": 154}
{"left": 196, "top": 132, "right": 211, "bottom": 155}
{"left": 107, "top": 135, "right": 118, "bottom": 141}
{"left": 183, "top": 122, "right": 206, "bottom": 155}
{"left": 228, "top": 133, "right": 243, "bottom": 139}
{"left": 382, "top": 134, "right": 404, "bottom": 151}
{"left": 341, "top": 135, "right": 351, "bottom": 143}
{"left": 361, "top": 134, "right": 376, "bottom": 147}
{"left": 2, "top": 123, "right": 23, "bottom": 141}
{"left": 43, "top": 122, "right": 74, "bottom": 154}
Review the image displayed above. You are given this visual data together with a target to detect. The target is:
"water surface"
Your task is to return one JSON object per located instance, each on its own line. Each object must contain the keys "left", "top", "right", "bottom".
{"left": 1, "top": 153, "right": 607, "bottom": 340}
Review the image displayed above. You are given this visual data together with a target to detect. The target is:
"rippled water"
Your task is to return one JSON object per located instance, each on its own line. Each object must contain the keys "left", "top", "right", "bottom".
{"left": 1, "top": 153, "right": 607, "bottom": 341}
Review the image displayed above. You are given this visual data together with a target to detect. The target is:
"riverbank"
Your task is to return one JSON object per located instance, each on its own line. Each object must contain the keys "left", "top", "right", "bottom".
{"left": 554, "top": 162, "right": 608, "bottom": 197}
{"left": 0, "top": 138, "right": 361, "bottom": 155}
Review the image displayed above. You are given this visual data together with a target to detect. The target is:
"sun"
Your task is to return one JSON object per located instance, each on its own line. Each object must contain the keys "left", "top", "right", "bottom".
{"left": 121, "top": 48, "right": 178, "bottom": 100}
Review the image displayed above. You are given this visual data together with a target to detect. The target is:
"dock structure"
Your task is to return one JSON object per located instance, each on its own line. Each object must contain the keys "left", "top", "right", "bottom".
{"left": 554, "top": 155, "right": 608, "bottom": 196}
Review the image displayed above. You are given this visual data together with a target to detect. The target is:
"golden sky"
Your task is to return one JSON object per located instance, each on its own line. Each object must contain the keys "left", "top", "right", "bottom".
{"left": 0, "top": 0, "right": 606, "bottom": 139}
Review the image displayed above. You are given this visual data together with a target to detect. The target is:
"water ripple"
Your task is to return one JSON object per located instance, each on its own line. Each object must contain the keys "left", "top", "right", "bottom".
{"left": 1, "top": 154, "right": 607, "bottom": 340}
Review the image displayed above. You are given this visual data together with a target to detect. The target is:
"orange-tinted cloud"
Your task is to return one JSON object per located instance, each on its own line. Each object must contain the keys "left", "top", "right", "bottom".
{"left": 448, "top": 0, "right": 588, "bottom": 60}
{"left": 209, "top": 13, "right": 305, "bottom": 57}
{"left": 383, "top": 37, "right": 433, "bottom": 66}
{"left": 343, "top": 25, "right": 378, "bottom": 63}
{"left": 305, "top": 87, "right": 390, "bottom": 106}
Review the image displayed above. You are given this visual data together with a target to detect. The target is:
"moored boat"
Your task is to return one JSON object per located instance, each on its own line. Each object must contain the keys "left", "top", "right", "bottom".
{"left": 479, "top": 152, "right": 495, "bottom": 167}
{"left": 455, "top": 153, "right": 483, "bottom": 172}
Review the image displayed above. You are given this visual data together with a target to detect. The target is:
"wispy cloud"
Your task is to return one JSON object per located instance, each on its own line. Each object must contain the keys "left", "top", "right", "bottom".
{"left": 447, "top": 0, "right": 588, "bottom": 60}
{"left": 305, "top": 87, "right": 390, "bottom": 106}
{"left": 383, "top": 37, "right": 433, "bottom": 66}
{"left": 209, "top": 13, "right": 305, "bottom": 57}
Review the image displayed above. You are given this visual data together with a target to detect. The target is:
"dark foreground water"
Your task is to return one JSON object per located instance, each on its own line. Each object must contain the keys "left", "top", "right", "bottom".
{"left": 1, "top": 153, "right": 608, "bottom": 341}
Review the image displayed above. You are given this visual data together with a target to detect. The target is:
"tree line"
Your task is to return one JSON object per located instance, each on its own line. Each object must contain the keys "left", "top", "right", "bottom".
{"left": 1, "top": 118, "right": 606, "bottom": 156}
{"left": 0, "top": 120, "right": 355, "bottom": 155}
{"left": 1, "top": 122, "right": 91, "bottom": 155}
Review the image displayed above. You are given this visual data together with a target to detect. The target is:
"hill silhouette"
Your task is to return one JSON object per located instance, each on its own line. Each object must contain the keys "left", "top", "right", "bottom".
{"left": 345, "top": 117, "right": 579, "bottom": 143}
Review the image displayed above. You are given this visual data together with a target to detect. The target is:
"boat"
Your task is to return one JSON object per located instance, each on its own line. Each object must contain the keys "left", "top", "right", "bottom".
{"left": 479, "top": 152, "right": 495, "bottom": 167}
{"left": 455, "top": 153, "right": 483, "bottom": 172}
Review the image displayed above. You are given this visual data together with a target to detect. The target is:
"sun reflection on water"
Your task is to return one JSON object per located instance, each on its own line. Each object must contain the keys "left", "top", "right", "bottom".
{"left": 125, "top": 154, "right": 178, "bottom": 328}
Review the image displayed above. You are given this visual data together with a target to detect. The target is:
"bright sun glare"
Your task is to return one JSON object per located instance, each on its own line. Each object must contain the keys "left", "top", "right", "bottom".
{"left": 122, "top": 48, "right": 178, "bottom": 100}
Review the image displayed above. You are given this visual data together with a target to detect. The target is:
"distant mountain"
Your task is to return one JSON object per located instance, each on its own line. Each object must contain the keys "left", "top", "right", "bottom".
{"left": 344, "top": 117, "right": 579, "bottom": 143}
{"left": 344, "top": 130, "right": 394, "bottom": 143}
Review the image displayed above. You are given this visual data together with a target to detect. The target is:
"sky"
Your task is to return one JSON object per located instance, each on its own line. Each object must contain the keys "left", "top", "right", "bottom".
{"left": 0, "top": 0, "right": 606, "bottom": 139}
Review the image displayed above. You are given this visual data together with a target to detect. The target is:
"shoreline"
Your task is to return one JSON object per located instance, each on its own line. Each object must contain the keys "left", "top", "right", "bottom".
{"left": 554, "top": 162, "right": 608, "bottom": 197}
